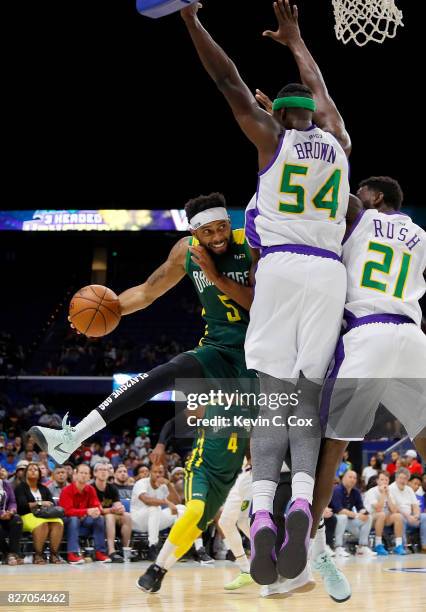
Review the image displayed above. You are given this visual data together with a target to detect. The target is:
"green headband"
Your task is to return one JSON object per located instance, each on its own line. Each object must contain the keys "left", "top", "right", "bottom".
{"left": 272, "top": 96, "right": 317, "bottom": 112}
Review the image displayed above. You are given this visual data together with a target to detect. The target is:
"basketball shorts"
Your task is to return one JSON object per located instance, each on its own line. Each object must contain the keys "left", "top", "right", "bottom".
{"left": 184, "top": 463, "right": 239, "bottom": 531}
{"left": 221, "top": 468, "right": 253, "bottom": 518}
{"left": 185, "top": 344, "right": 255, "bottom": 380}
{"left": 322, "top": 319, "right": 426, "bottom": 441}
{"left": 245, "top": 250, "right": 346, "bottom": 380}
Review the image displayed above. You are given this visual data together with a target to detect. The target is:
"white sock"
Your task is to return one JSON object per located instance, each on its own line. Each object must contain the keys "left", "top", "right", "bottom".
{"left": 291, "top": 472, "right": 314, "bottom": 504}
{"left": 194, "top": 538, "right": 203, "bottom": 551}
{"left": 156, "top": 539, "right": 177, "bottom": 569}
{"left": 395, "top": 537, "right": 402, "bottom": 546}
{"left": 235, "top": 553, "right": 250, "bottom": 573}
{"left": 311, "top": 523, "right": 326, "bottom": 559}
{"left": 252, "top": 480, "right": 277, "bottom": 513}
{"left": 375, "top": 536, "right": 382, "bottom": 545}
{"left": 73, "top": 410, "right": 106, "bottom": 445}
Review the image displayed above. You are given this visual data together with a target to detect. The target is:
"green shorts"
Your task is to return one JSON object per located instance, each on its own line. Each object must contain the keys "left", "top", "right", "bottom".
{"left": 185, "top": 344, "right": 254, "bottom": 380}
{"left": 184, "top": 463, "right": 237, "bottom": 531}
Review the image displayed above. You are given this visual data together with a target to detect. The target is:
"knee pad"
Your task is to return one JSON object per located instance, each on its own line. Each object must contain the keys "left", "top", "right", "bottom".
{"left": 185, "top": 499, "right": 205, "bottom": 524}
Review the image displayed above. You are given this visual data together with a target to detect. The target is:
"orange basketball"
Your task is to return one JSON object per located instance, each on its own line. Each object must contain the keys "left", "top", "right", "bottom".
{"left": 69, "top": 285, "right": 121, "bottom": 337}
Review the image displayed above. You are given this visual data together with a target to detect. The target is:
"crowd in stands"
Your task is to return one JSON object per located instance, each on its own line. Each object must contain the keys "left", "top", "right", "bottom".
{"left": 1, "top": 409, "right": 426, "bottom": 567}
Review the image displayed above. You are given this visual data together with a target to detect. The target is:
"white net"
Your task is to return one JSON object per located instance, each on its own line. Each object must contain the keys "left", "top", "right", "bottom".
{"left": 332, "top": 0, "right": 404, "bottom": 46}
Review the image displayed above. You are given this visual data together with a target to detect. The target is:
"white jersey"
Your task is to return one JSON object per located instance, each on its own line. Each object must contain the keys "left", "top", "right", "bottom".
{"left": 245, "top": 126, "right": 349, "bottom": 255}
{"left": 343, "top": 209, "right": 426, "bottom": 325}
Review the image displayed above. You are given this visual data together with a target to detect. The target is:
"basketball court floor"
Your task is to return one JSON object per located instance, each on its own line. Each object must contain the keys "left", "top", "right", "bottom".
{"left": 1, "top": 555, "right": 425, "bottom": 611}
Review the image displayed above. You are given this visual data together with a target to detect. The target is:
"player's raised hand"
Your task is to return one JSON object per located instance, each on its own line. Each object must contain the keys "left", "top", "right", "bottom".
{"left": 181, "top": 2, "right": 202, "bottom": 22}
{"left": 255, "top": 89, "right": 273, "bottom": 115}
{"left": 263, "top": 0, "right": 301, "bottom": 47}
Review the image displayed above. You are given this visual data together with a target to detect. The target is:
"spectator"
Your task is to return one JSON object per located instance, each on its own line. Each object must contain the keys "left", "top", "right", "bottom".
{"left": 38, "top": 407, "right": 62, "bottom": 429}
{"left": 89, "top": 442, "right": 105, "bottom": 467}
{"left": 389, "top": 467, "right": 422, "bottom": 549}
{"left": 105, "top": 437, "right": 120, "bottom": 462}
{"left": 408, "top": 474, "right": 426, "bottom": 553}
{"left": 364, "top": 471, "right": 405, "bottom": 555}
{"left": 59, "top": 463, "right": 110, "bottom": 564}
{"left": 39, "top": 463, "right": 53, "bottom": 487}
{"left": 1, "top": 451, "right": 19, "bottom": 477}
{"left": 403, "top": 450, "right": 423, "bottom": 476}
{"left": 8, "top": 460, "right": 29, "bottom": 490}
{"left": 0, "top": 473, "right": 24, "bottom": 565}
{"left": 330, "top": 470, "right": 375, "bottom": 557}
{"left": 24, "top": 397, "right": 46, "bottom": 419}
{"left": 0, "top": 467, "right": 9, "bottom": 481}
{"left": 323, "top": 506, "right": 337, "bottom": 556}
{"left": 386, "top": 451, "right": 400, "bottom": 477}
{"left": 336, "top": 450, "right": 352, "bottom": 479}
{"left": 63, "top": 462, "right": 74, "bottom": 484}
{"left": 93, "top": 463, "right": 132, "bottom": 562}
{"left": 134, "top": 464, "right": 150, "bottom": 481}
{"left": 134, "top": 429, "right": 151, "bottom": 454}
{"left": 422, "top": 473, "right": 426, "bottom": 496}
{"left": 130, "top": 463, "right": 184, "bottom": 560}
{"left": 49, "top": 467, "right": 69, "bottom": 504}
{"left": 14, "top": 463, "right": 64, "bottom": 564}
{"left": 362, "top": 455, "right": 382, "bottom": 486}
{"left": 19, "top": 442, "right": 39, "bottom": 462}
{"left": 114, "top": 464, "right": 133, "bottom": 510}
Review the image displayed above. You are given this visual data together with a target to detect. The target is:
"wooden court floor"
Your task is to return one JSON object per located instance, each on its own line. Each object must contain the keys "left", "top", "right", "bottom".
{"left": 0, "top": 555, "right": 425, "bottom": 612}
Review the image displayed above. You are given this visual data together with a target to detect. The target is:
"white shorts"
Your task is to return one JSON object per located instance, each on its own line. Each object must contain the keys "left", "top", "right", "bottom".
{"left": 245, "top": 250, "right": 346, "bottom": 380}
{"left": 222, "top": 469, "right": 252, "bottom": 514}
{"left": 323, "top": 321, "right": 426, "bottom": 440}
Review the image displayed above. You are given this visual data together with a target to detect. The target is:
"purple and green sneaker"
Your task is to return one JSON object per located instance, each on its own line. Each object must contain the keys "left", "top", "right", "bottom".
{"left": 250, "top": 510, "right": 278, "bottom": 585}
{"left": 277, "top": 498, "right": 312, "bottom": 579}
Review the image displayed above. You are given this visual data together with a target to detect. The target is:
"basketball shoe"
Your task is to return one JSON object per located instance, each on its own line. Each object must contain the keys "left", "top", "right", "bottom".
{"left": 28, "top": 413, "right": 80, "bottom": 464}
{"left": 260, "top": 564, "right": 316, "bottom": 597}
{"left": 137, "top": 564, "right": 167, "bottom": 593}
{"left": 277, "top": 498, "right": 312, "bottom": 579}
{"left": 249, "top": 510, "right": 277, "bottom": 585}
{"left": 313, "top": 552, "right": 351, "bottom": 602}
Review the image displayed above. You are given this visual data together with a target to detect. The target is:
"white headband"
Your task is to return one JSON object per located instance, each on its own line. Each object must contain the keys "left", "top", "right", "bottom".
{"left": 189, "top": 207, "right": 229, "bottom": 230}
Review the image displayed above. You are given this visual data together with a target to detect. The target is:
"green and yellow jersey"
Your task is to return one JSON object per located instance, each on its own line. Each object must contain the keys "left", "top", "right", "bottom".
{"left": 185, "top": 228, "right": 252, "bottom": 351}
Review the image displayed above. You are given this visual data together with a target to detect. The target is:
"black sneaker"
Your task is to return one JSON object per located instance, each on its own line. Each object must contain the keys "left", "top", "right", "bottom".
{"left": 136, "top": 564, "right": 167, "bottom": 593}
{"left": 147, "top": 544, "right": 158, "bottom": 561}
{"left": 194, "top": 547, "right": 214, "bottom": 565}
{"left": 110, "top": 552, "right": 124, "bottom": 563}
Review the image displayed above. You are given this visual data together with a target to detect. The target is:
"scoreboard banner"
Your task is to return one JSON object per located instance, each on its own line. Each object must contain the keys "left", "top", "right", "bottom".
{"left": 0, "top": 209, "right": 245, "bottom": 231}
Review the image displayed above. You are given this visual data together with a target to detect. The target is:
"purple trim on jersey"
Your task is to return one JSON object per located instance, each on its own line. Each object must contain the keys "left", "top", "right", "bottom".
{"left": 303, "top": 123, "right": 316, "bottom": 132}
{"left": 245, "top": 205, "right": 261, "bottom": 250}
{"left": 342, "top": 209, "right": 365, "bottom": 245}
{"left": 258, "top": 131, "right": 286, "bottom": 177}
{"left": 345, "top": 312, "right": 415, "bottom": 331}
{"left": 261, "top": 244, "right": 341, "bottom": 262}
{"left": 320, "top": 336, "right": 345, "bottom": 433}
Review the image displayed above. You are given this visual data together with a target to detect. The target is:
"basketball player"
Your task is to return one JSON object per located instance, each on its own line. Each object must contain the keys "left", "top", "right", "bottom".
{"left": 181, "top": 0, "right": 350, "bottom": 586}
{"left": 311, "top": 176, "right": 426, "bottom": 550}
{"left": 28, "top": 192, "right": 261, "bottom": 592}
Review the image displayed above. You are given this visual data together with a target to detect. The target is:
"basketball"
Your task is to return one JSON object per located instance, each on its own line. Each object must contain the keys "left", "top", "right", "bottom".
{"left": 69, "top": 285, "right": 122, "bottom": 337}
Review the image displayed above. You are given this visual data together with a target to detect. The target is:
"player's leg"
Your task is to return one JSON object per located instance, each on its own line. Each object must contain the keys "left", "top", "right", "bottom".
{"left": 277, "top": 257, "right": 346, "bottom": 580}
{"left": 220, "top": 472, "right": 253, "bottom": 590}
{"left": 29, "top": 352, "right": 204, "bottom": 464}
{"left": 250, "top": 372, "right": 293, "bottom": 585}
{"left": 137, "top": 467, "right": 209, "bottom": 593}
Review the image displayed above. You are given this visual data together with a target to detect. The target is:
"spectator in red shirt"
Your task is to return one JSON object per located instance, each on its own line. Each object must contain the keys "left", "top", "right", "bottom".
{"left": 386, "top": 451, "right": 400, "bottom": 477}
{"left": 59, "top": 463, "right": 110, "bottom": 564}
{"left": 404, "top": 450, "right": 423, "bottom": 476}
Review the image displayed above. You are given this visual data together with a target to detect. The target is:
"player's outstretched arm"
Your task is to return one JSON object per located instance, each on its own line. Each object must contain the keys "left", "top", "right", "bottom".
{"left": 118, "top": 238, "right": 188, "bottom": 315}
{"left": 263, "top": 0, "right": 351, "bottom": 156}
{"left": 181, "top": 3, "right": 280, "bottom": 162}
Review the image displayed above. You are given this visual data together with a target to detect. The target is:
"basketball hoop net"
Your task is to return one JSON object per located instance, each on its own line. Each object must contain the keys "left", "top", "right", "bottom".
{"left": 332, "top": 0, "right": 404, "bottom": 46}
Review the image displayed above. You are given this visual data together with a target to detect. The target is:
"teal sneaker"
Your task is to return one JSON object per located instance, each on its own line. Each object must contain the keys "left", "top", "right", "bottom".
{"left": 393, "top": 545, "right": 407, "bottom": 555}
{"left": 374, "top": 544, "right": 388, "bottom": 556}
{"left": 313, "top": 552, "right": 351, "bottom": 603}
